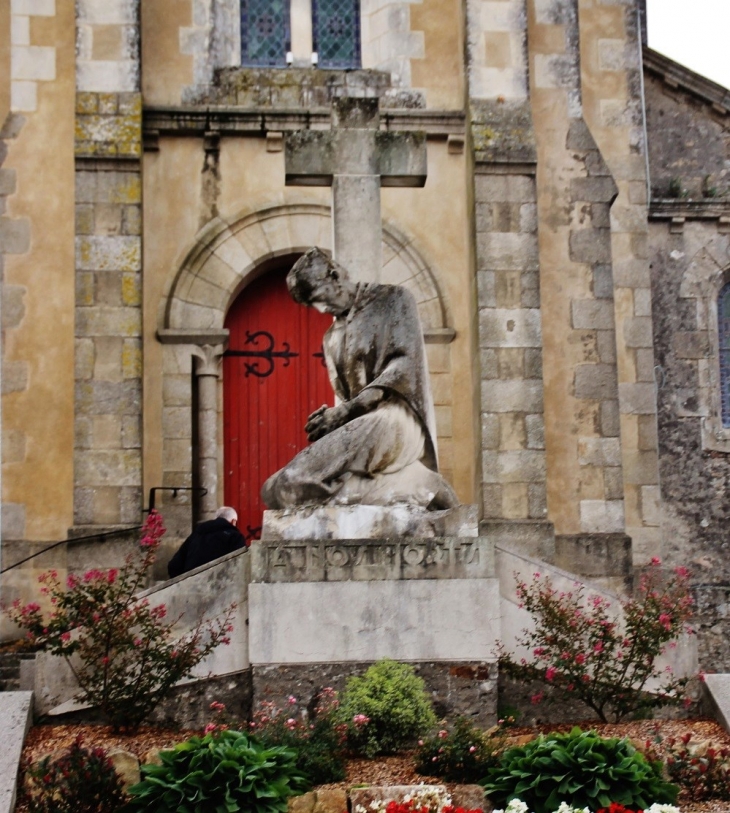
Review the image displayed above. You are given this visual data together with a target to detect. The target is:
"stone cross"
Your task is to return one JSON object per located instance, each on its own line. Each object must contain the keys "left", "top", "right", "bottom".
{"left": 285, "top": 97, "right": 427, "bottom": 283}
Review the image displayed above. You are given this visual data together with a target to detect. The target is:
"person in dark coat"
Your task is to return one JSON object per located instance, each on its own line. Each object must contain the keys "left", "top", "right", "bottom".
{"left": 167, "top": 506, "right": 246, "bottom": 578}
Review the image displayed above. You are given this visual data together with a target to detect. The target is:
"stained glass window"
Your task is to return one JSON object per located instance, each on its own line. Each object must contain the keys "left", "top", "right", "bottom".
{"left": 241, "top": 0, "right": 290, "bottom": 67}
{"left": 719, "top": 283, "right": 730, "bottom": 427}
{"left": 312, "top": 0, "right": 361, "bottom": 69}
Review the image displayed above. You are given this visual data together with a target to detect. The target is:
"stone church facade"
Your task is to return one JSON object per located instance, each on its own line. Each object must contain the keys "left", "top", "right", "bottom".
{"left": 1, "top": 0, "right": 729, "bottom": 670}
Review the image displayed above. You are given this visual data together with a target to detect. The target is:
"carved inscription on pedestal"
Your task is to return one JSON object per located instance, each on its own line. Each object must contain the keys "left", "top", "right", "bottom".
{"left": 250, "top": 537, "right": 493, "bottom": 583}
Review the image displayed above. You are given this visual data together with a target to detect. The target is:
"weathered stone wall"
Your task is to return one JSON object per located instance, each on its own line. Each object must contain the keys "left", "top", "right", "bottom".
{"left": 1, "top": 0, "right": 75, "bottom": 586}
{"left": 649, "top": 220, "right": 730, "bottom": 668}
{"left": 644, "top": 69, "right": 730, "bottom": 200}
{"left": 644, "top": 65, "right": 730, "bottom": 669}
{"left": 253, "top": 661, "right": 498, "bottom": 728}
{"left": 73, "top": 0, "right": 143, "bottom": 530}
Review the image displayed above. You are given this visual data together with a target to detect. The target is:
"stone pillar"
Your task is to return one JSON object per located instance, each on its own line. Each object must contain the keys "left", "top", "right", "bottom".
{"left": 527, "top": 0, "right": 626, "bottom": 543}
{"left": 467, "top": 0, "right": 550, "bottom": 547}
{"left": 73, "top": 0, "right": 143, "bottom": 529}
{"left": 193, "top": 344, "right": 224, "bottom": 521}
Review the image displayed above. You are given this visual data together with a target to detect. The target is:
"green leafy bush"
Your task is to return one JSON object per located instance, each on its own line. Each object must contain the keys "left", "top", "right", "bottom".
{"left": 415, "top": 717, "right": 506, "bottom": 782}
{"left": 124, "top": 729, "right": 307, "bottom": 813}
{"left": 337, "top": 658, "right": 437, "bottom": 757}
{"left": 250, "top": 688, "right": 347, "bottom": 785}
{"left": 482, "top": 728, "right": 678, "bottom": 813}
{"left": 21, "top": 735, "right": 126, "bottom": 813}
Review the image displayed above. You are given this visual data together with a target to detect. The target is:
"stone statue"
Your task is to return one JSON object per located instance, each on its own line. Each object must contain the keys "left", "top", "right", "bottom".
{"left": 261, "top": 248, "right": 458, "bottom": 511}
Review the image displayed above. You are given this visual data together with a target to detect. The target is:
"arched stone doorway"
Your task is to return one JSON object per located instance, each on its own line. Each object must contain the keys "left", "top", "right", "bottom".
{"left": 222, "top": 257, "right": 333, "bottom": 542}
{"left": 157, "top": 202, "right": 454, "bottom": 530}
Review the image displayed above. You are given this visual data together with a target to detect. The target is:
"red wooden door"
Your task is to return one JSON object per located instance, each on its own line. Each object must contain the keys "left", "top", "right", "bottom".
{"left": 223, "top": 266, "right": 333, "bottom": 542}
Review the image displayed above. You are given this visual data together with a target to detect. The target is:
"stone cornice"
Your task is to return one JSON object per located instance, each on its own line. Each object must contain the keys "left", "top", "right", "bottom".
{"left": 649, "top": 199, "right": 730, "bottom": 233}
{"left": 142, "top": 106, "right": 466, "bottom": 150}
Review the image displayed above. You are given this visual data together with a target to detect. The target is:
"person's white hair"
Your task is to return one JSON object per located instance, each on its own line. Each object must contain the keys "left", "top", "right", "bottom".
{"left": 215, "top": 506, "right": 238, "bottom": 523}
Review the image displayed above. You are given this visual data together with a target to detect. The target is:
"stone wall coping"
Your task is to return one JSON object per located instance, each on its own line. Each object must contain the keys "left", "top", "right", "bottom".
{"left": 0, "top": 692, "right": 33, "bottom": 813}
{"left": 157, "top": 328, "right": 230, "bottom": 346}
{"left": 649, "top": 199, "right": 730, "bottom": 221}
{"left": 644, "top": 47, "right": 730, "bottom": 117}
{"left": 143, "top": 107, "right": 466, "bottom": 142}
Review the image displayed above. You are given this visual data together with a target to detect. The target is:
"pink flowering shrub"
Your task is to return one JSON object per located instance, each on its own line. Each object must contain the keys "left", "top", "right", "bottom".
{"left": 5, "top": 512, "right": 235, "bottom": 732}
{"left": 498, "top": 559, "right": 696, "bottom": 722}
{"left": 248, "top": 688, "right": 348, "bottom": 785}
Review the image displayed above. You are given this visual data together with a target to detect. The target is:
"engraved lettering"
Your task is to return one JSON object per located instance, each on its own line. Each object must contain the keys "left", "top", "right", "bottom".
{"left": 462, "top": 542, "right": 480, "bottom": 565}
{"left": 402, "top": 544, "right": 425, "bottom": 565}
{"left": 271, "top": 545, "right": 288, "bottom": 568}
{"left": 326, "top": 545, "right": 350, "bottom": 567}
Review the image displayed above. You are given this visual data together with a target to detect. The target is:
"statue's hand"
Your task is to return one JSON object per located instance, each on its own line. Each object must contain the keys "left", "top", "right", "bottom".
{"left": 305, "top": 404, "right": 348, "bottom": 441}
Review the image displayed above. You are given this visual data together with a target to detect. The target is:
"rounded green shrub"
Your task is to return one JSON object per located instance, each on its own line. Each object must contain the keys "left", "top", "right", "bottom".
{"left": 337, "top": 659, "right": 437, "bottom": 757}
{"left": 481, "top": 727, "right": 678, "bottom": 813}
{"left": 123, "top": 729, "right": 308, "bottom": 813}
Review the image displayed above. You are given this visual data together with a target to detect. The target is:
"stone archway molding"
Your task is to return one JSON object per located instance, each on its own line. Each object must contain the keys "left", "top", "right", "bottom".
{"left": 160, "top": 202, "right": 450, "bottom": 335}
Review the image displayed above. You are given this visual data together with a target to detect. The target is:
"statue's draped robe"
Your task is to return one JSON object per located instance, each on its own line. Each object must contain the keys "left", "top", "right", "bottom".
{"left": 262, "top": 283, "right": 452, "bottom": 509}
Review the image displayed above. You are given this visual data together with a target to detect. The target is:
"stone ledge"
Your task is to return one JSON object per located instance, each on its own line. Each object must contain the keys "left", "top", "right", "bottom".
{"left": 261, "top": 504, "right": 478, "bottom": 542}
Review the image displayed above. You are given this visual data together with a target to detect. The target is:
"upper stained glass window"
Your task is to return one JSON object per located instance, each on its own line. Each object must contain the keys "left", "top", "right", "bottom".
{"left": 719, "top": 282, "right": 730, "bottom": 427}
{"left": 241, "top": 0, "right": 290, "bottom": 67}
{"left": 312, "top": 0, "right": 361, "bottom": 69}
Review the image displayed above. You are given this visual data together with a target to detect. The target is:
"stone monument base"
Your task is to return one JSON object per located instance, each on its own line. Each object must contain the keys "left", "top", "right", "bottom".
{"left": 248, "top": 525, "right": 500, "bottom": 724}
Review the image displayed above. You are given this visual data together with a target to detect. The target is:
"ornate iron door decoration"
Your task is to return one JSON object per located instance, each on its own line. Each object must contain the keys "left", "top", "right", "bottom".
{"left": 225, "top": 330, "right": 299, "bottom": 378}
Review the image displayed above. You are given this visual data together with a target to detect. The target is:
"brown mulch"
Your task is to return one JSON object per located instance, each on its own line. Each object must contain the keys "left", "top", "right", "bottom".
{"left": 18, "top": 718, "right": 730, "bottom": 812}
{"left": 20, "top": 723, "right": 202, "bottom": 765}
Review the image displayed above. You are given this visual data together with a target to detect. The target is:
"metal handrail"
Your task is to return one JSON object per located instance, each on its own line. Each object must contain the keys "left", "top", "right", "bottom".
{"left": 0, "top": 526, "right": 143, "bottom": 575}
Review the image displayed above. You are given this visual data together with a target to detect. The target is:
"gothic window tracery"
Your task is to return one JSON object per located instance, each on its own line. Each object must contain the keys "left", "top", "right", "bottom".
{"left": 718, "top": 282, "right": 730, "bottom": 428}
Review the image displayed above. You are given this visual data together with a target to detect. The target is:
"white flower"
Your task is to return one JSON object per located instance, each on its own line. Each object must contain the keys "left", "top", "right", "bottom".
{"left": 505, "top": 800, "right": 530, "bottom": 813}
{"left": 645, "top": 805, "right": 682, "bottom": 813}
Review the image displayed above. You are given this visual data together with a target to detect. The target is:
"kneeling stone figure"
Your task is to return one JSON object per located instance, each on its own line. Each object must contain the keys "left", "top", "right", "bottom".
{"left": 262, "top": 248, "right": 458, "bottom": 511}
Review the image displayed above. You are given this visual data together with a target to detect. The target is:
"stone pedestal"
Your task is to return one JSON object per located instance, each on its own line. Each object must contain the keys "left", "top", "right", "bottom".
{"left": 250, "top": 506, "right": 500, "bottom": 725}
{"left": 261, "top": 503, "right": 478, "bottom": 540}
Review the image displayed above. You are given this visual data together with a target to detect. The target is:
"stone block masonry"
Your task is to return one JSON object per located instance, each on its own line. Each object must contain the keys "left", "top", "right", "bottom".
{"left": 73, "top": 0, "right": 143, "bottom": 528}
{"left": 475, "top": 169, "right": 547, "bottom": 526}
{"left": 577, "top": 0, "right": 661, "bottom": 565}
{"left": 528, "top": 0, "right": 625, "bottom": 538}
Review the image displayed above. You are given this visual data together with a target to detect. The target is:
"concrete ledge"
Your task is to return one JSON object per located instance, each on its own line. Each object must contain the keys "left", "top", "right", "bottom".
{"left": 703, "top": 674, "right": 730, "bottom": 731}
{"left": 0, "top": 692, "right": 33, "bottom": 813}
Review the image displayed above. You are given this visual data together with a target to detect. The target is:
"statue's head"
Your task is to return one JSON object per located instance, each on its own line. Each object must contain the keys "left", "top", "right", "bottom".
{"left": 286, "top": 248, "right": 354, "bottom": 315}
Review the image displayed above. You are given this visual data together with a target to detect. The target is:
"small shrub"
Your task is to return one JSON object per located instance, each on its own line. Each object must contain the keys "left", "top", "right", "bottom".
{"left": 249, "top": 689, "right": 348, "bottom": 785}
{"left": 20, "top": 735, "right": 126, "bottom": 813}
{"left": 414, "top": 717, "right": 506, "bottom": 782}
{"left": 481, "top": 727, "right": 679, "bottom": 813}
{"left": 643, "top": 729, "right": 730, "bottom": 801}
{"left": 124, "top": 729, "right": 307, "bottom": 813}
{"left": 498, "top": 558, "right": 695, "bottom": 722}
{"left": 5, "top": 511, "right": 235, "bottom": 732}
{"left": 337, "top": 659, "right": 437, "bottom": 757}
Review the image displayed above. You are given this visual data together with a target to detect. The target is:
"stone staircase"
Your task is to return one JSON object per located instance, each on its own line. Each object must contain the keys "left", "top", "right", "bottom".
{"left": 0, "top": 652, "right": 35, "bottom": 692}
